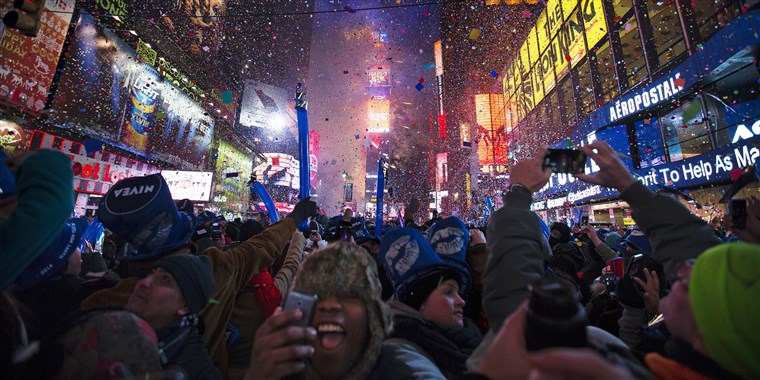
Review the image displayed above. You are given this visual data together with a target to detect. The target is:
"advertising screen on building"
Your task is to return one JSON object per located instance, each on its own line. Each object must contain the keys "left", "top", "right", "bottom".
{"left": 213, "top": 140, "right": 253, "bottom": 212}
{"left": 253, "top": 153, "right": 300, "bottom": 190}
{"left": 29, "top": 130, "right": 160, "bottom": 195}
{"left": 367, "top": 99, "right": 390, "bottom": 133}
{"left": 161, "top": 170, "right": 214, "bottom": 202}
{"left": 0, "top": 0, "right": 74, "bottom": 115}
{"left": 367, "top": 66, "right": 390, "bottom": 87}
{"left": 49, "top": 12, "right": 215, "bottom": 169}
{"left": 239, "top": 80, "right": 296, "bottom": 130}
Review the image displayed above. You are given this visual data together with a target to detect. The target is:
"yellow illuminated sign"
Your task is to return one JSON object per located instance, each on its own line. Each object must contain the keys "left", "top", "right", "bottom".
{"left": 519, "top": 42, "right": 531, "bottom": 75}
{"left": 527, "top": 31, "right": 539, "bottom": 67}
{"left": 583, "top": 0, "right": 608, "bottom": 50}
{"left": 563, "top": 9, "right": 586, "bottom": 67}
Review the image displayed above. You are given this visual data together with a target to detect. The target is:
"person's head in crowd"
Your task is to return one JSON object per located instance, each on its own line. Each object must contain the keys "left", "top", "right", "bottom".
{"left": 621, "top": 228, "right": 653, "bottom": 255}
{"left": 343, "top": 207, "right": 353, "bottom": 222}
{"left": 225, "top": 222, "right": 239, "bottom": 242}
{"left": 126, "top": 254, "right": 215, "bottom": 330}
{"left": 466, "top": 228, "right": 488, "bottom": 292}
{"left": 97, "top": 174, "right": 197, "bottom": 261}
{"left": 53, "top": 310, "right": 161, "bottom": 379}
{"left": 572, "top": 224, "right": 581, "bottom": 235}
{"left": 296, "top": 242, "right": 392, "bottom": 379}
{"left": 661, "top": 243, "right": 760, "bottom": 379}
{"left": 427, "top": 216, "right": 472, "bottom": 293}
{"left": 13, "top": 218, "right": 88, "bottom": 290}
{"left": 605, "top": 230, "right": 622, "bottom": 250}
{"left": 548, "top": 222, "right": 572, "bottom": 247}
{"left": 381, "top": 227, "right": 470, "bottom": 327}
{"left": 238, "top": 219, "right": 265, "bottom": 242}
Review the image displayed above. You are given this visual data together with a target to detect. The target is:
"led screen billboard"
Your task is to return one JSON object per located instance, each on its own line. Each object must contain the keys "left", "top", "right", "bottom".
{"left": 49, "top": 12, "right": 215, "bottom": 169}
{"left": 239, "top": 80, "right": 296, "bottom": 130}
{"left": 161, "top": 170, "right": 214, "bottom": 202}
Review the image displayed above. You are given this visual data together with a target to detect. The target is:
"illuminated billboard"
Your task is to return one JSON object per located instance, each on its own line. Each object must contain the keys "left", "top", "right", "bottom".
{"left": 503, "top": 0, "right": 607, "bottom": 129}
{"left": 475, "top": 94, "right": 505, "bottom": 131}
{"left": 253, "top": 153, "right": 300, "bottom": 190}
{"left": 0, "top": 0, "right": 75, "bottom": 115}
{"left": 239, "top": 80, "right": 296, "bottom": 130}
{"left": 367, "top": 99, "right": 390, "bottom": 133}
{"left": 29, "top": 130, "right": 160, "bottom": 195}
{"left": 434, "top": 40, "right": 444, "bottom": 77}
{"left": 161, "top": 170, "right": 214, "bottom": 202}
{"left": 49, "top": 12, "right": 215, "bottom": 169}
{"left": 213, "top": 140, "right": 253, "bottom": 211}
{"left": 367, "top": 66, "right": 390, "bottom": 87}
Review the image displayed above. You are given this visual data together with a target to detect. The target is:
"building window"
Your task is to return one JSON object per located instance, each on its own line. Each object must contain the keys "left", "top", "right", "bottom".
{"left": 559, "top": 78, "right": 577, "bottom": 132}
{"left": 702, "top": 64, "right": 760, "bottom": 147}
{"left": 594, "top": 38, "right": 619, "bottom": 104}
{"left": 691, "top": 0, "right": 741, "bottom": 42}
{"left": 547, "top": 91, "right": 562, "bottom": 138}
{"left": 619, "top": 19, "right": 648, "bottom": 87}
{"left": 646, "top": 0, "right": 687, "bottom": 67}
{"left": 659, "top": 95, "right": 711, "bottom": 162}
{"left": 574, "top": 59, "right": 596, "bottom": 117}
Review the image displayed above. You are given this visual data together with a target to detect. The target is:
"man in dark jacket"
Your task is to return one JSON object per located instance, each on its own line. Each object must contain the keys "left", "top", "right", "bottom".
{"left": 127, "top": 254, "right": 221, "bottom": 379}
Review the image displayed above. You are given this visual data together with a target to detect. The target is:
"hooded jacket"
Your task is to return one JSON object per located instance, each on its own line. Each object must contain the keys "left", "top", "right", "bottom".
{"left": 387, "top": 299, "right": 483, "bottom": 378}
{"left": 82, "top": 218, "right": 297, "bottom": 375}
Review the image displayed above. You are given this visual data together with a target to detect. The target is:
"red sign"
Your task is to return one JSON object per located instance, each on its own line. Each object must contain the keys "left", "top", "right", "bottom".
{"left": 0, "top": 0, "right": 74, "bottom": 114}
{"left": 30, "top": 130, "right": 160, "bottom": 194}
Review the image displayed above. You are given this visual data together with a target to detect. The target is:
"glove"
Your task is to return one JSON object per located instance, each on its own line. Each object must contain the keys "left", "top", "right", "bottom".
{"left": 288, "top": 197, "right": 317, "bottom": 225}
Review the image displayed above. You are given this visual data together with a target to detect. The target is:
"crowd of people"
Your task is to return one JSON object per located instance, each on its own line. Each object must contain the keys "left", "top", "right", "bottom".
{"left": 1, "top": 141, "right": 759, "bottom": 379}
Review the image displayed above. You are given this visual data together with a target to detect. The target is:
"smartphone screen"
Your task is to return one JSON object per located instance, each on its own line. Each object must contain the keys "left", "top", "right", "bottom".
{"left": 543, "top": 149, "right": 588, "bottom": 174}
{"left": 731, "top": 199, "right": 747, "bottom": 229}
{"left": 580, "top": 215, "right": 589, "bottom": 227}
{"left": 282, "top": 290, "right": 318, "bottom": 328}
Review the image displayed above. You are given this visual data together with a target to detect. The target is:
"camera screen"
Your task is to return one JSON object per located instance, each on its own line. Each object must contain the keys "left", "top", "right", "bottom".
{"left": 543, "top": 149, "right": 588, "bottom": 174}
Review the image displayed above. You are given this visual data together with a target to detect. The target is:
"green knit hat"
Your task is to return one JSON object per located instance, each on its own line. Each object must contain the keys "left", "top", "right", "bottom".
{"left": 689, "top": 243, "right": 760, "bottom": 380}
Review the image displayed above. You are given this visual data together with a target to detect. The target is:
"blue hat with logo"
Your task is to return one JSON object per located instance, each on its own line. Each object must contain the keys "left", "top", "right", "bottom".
{"left": 14, "top": 218, "right": 88, "bottom": 289}
{"left": 98, "top": 173, "right": 197, "bottom": 261}
{"left": 427, "top": 216, "right": 472, "bottom": 293}
{"left": 350, "top": 217, "right": 376, "bottom": 244}
{"left": 380, "top": 227, "right": 470, "bottom": 306}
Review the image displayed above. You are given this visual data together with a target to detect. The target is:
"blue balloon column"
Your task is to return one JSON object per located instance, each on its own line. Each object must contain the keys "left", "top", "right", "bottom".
{"left": 250, "top": 181, "right": 279, "bottom": 223}
{"left": 296, "top": 83, "right": 310, "bottom": 201}
{"left": 375, "top": 159, "right": 384, "bottom": 238}
{"left": 295, "top": 84, "right": 310, "bottom": 231}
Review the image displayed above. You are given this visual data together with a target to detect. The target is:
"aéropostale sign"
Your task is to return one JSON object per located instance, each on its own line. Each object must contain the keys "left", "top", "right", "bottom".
{"left": 30, "top": 130, "right": 160, "bottom": 195}
{"left": 0, "top": 0, "right": 74, "bottom": 114}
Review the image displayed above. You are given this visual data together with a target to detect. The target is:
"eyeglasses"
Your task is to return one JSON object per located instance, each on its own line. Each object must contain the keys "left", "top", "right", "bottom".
{"left": 675, "top": 259, "right": 696, "bottom": 292}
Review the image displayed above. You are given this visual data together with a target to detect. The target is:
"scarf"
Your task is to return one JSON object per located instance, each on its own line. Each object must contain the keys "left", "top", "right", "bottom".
{"left": 247, "top": 266, "right": 282, "bottom": 319}
{"left": 391, "top": 315, "right": 483, "bottom": 378}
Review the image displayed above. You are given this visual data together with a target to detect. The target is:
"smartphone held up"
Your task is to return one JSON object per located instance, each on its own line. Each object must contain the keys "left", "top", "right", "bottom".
{"left": 542, "top": 149, "right": 588, "bottom": 174}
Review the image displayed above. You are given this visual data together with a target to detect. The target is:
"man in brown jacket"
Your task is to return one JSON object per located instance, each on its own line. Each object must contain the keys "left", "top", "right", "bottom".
{"left": 82, "top": 173, "right": 316, "bottom": 376}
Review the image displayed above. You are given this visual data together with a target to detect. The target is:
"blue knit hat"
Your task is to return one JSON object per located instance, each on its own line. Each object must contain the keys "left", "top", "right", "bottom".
{"left": 427, "top": 216, "right": 472, "bottom": 294}
{"left": 98, "top": 173, "right": 197, "bottom": 261}
{"left": 621, "top": 228, "right": 653, "bottom": 254}
{"left": 380, "top": 228, "right": 469, "bottom": 305}
{"left": 14, "top": 218, "right": 88, "bottom": 289}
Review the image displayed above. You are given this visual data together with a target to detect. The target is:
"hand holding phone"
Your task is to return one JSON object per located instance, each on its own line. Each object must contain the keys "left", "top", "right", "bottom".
{"left": 543, "top": 149, "right": 588, "bottom": 174}
{"left": 282, "top": 290, "right": 318, "bottom": 328}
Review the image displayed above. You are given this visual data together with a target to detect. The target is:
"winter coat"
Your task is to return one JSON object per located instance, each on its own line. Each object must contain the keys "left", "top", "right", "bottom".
{"left": 226, "top": 232, "right": 306, "bottom": 380}
{"left": 482, "top": 189, "right": 552, "bottom": 330}
{"left": 388, "top": 299, "right": 483, "bottom": 378}
{"left": 1, "top": 150, "right": 74, "bottom": 289}
{"left": 156, "top": 318, "right": 222, "bottom": 380}
{"left": 81, "top": 217, "right": 297, "bottom": 376}
{"left": 366, "top": 342, "right": 447, "bottom": 379}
